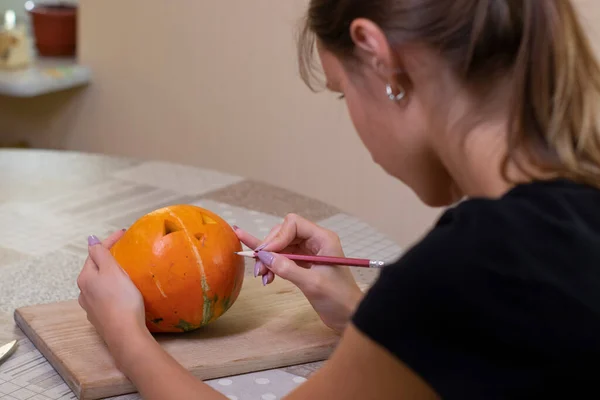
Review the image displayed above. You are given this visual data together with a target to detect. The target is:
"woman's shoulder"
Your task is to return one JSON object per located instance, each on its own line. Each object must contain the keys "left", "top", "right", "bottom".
{"left": 412, "top": 178, "right": 600, "bottom": 275}
{"left": 367, "top": 177, "right": 600, "bottom": 312}
{"left": 433, "top": 178, "right": 600, "bottom": 235}
{"left": 351, "top": 179, "right": 600, "bottom": 398}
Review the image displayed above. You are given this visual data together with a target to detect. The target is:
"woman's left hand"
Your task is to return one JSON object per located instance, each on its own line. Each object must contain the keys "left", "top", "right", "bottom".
{"left": 77, "top": 230, "right": 148, "bottom": 359}
{"left": 76, "top": 232, "right": 228, "bottom": 400}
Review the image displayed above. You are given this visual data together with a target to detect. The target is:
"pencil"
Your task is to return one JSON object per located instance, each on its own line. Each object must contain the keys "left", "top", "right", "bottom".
{"left": 235, "top": 250, "right": 386, "bottom": 268}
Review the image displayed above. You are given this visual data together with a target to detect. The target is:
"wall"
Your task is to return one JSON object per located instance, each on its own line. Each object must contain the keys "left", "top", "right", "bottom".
{"left": 1, "top": 0, "right": 31, "bottom": 19}
{"left": 576, "top": 1, "right": 600, "bottom": 57}
{"left": 2, "top": 0, "right": 600, "bottom": 248}
{"left": 6, "top": 0, "right": 442, "bottom": 248}
{"left": 0, "top": 0, "right": 79, "bottom": 16}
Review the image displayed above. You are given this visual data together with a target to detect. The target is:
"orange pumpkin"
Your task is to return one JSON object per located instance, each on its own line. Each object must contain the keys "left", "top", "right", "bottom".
{"left": 109, "top": 204, "right": 245, "bottom": 333}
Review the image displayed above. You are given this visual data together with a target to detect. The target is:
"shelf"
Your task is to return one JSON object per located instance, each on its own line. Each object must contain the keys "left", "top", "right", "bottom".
{"left": 0, "top": 57, "right": 91, "bottom": 97}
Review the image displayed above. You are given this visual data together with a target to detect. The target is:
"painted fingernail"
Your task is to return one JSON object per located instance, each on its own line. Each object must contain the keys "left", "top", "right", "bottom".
{"left": 232, "top": 225, "right": 239, "bottom": 231}
{"left": 262, "top": 274, "right": 268, "bottom": 286}
{"left": 255, "top": 243, "right": 268, "bottom": 252}
{"left": 254, "top": 263, "right": 260, "bottom": 278}
{"left": 257, "top": 250, "right": 274, "bottom": 266}
{"left": 121, "top": 228, "right": 127, "bottom": 231}
{"left": 88, "top": 235, "right": 101, "bottom": 246}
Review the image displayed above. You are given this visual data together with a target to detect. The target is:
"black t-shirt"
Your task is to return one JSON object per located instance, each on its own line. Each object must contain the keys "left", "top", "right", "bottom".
{"left": 352, "top": 179, "right": 600, "bottom": 399}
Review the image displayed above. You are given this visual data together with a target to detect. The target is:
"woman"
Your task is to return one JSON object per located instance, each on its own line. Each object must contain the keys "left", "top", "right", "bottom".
{"left": 77, "top": 0, "right": 600, "bottom": 398}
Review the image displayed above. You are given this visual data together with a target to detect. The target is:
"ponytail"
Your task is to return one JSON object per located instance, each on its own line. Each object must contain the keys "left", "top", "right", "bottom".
{"left": 504, "top": 0, "right": 600, "bottom": 186}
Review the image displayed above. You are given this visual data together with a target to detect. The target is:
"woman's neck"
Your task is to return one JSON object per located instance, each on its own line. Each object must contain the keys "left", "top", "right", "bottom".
{"left": 442, "top": 119, "right": 534, "bottom": 200}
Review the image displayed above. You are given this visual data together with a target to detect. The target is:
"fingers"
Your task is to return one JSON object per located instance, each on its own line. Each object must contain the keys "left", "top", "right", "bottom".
{"left": 233, "top": 227, "right": 281, "bottom": 285}
{"left": 256, "top": 250, "right": 311, "bottom": 290}
{"left": 76, "top": 257, "right": 99, "bottom": 311}
{"left": 253, "top": 260, "right": 268, "bottom": 278}
{"left": 235, "top": 216, "right": 332, "bottom": 289}
{"left": 255, "top": 224, "right": 282, "bottom": 251}
{"left": 235, "top": 215, "right": 318, "bottom": 253}
{"left": 260, "top": 214, "right": 325, "bottom": 253}
{"left": 234, "top": 224, "right": 285, "bottom": 252}
{"left": 78, "top": 293, "right": 88, "bottom": 310}
{"left": 102, "top": 229, "right": 126, "bottom": 249}
{"left": 233, "top": 226, "right": 262, "bottom": 250}
{"left": 78, "top": 230, "right": 125, "bottom": 289}
{"left": 262, "top": 270, "right": 275, "bottom": 286}
{"left": 88, "top": 235, "right": 120, "bottom": 273}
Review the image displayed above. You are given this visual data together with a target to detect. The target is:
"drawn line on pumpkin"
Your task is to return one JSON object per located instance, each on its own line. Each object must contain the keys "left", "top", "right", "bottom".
{"left": 195, "top": 233, "right": 207, "bottom": 247}
{"left": 166, "top": 208, "right": 213, "bottom": 326}
{"left": 150, "top": 272, "right": 168, "bottom": 298}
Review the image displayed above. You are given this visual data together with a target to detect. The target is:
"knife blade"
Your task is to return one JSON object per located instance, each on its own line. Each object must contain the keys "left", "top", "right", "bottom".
{"left": 0, "top": 340, "right": 17, "bottom": 364}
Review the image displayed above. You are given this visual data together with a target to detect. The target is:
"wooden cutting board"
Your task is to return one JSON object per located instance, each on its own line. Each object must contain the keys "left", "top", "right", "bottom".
{"left": 14, "top": 277, "right": 351, "bottom": 400}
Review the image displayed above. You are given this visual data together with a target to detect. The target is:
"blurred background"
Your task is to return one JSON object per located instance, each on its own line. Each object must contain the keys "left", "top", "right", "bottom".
{"left": 1, "top": 0, "right": 599, "bottom": 249}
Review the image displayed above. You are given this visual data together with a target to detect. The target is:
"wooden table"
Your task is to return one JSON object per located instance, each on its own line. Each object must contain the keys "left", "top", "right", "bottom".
{"left": 0, "top": 149, "right": 403, "bottom": 400}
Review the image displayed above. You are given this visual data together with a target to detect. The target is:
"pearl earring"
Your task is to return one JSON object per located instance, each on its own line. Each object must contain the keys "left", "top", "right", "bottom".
{"left": 386, "top": 83, "right": 405, "bottom": 101}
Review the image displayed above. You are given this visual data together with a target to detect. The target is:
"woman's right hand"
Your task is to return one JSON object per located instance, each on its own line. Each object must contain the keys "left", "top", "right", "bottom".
{"left": 234, "top": 214, "right": 364, "bottom": 334}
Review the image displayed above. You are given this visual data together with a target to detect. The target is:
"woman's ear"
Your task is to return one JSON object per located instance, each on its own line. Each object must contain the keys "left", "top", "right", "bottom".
{"left": 349, "top": 18, "right": 398, "bottom": 81}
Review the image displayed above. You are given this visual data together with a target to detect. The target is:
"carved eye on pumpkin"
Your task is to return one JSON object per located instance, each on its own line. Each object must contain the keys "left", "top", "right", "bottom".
{"left": 164, "top": 220, "right": 206, "bottom": 243}
{"left": 163, "top": 220, "right": 183, "bottom": 236}
{"left": 201, "top": 214, "right": 217, "bottom": 225}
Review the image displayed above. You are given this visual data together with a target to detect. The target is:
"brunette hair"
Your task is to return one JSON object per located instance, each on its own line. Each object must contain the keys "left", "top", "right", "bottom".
{"left": 298, "top": 0, "right": 600, "bottom": 187}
